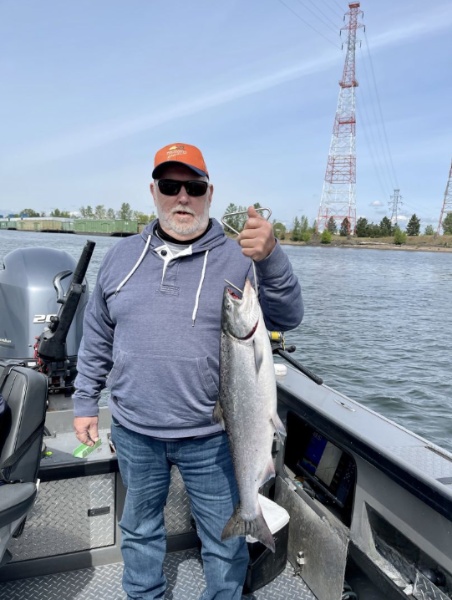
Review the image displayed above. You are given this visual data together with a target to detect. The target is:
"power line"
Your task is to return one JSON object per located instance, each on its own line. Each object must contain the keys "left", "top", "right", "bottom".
{"left": 356, "top": 104, "right": 391, "bottom": 200}
{"left": 356, "top": 47, "right": 395, "bottom": 197}
{"left": 363, "top": 30, "right": 399, "bottom": 189}
{"left": 275, "top": 0, "right": 341, "bottom": 49}
{"left": 294, "top": 0, "right": 340, "bottom": 35}
{"left": 317, "top": 3, "right": 364, "bottom": 234}
{"left": 327, "top": 0, "right": 349, "bottom": 19}
{"left": 273, "top": 0, "right": 400, "bottom": 227}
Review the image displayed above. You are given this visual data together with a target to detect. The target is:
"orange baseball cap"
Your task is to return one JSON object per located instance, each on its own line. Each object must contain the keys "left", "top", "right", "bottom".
{"left": 152, "top": 143, "right": 209, "bottom": 179}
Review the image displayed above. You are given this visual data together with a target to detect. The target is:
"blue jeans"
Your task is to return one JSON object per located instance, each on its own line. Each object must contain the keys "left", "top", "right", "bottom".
{"left": 110, "top": 419, "right": 249, "bottom": 600}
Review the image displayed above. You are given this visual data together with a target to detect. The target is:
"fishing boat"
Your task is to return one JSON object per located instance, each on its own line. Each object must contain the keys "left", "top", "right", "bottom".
{"left": 0, "top": 243, "right": 451, "bottom": 600}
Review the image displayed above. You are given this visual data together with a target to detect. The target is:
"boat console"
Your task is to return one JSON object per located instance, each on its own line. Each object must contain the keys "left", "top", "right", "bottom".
{"left": 275, "top": 364, "right": 452, "bottom": 599}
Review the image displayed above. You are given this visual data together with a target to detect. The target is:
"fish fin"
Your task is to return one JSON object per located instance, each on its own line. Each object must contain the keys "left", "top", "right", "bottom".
{"left": 221, "top": 505, "right": 245, "bottom": 540}
{"left": 222, "top": 505, "right": 275, "bottom": 553}
{"left": 260, "top": 458, "right": 276, "bottom": 486}
{"left": 271, "top": 413, "right": 287, "bottom": 443}
{"left": 212, "top": 400, "right": 225, "bottom": 429}
{"left": 253, "top": 337, "right": 264, "bottom": 373}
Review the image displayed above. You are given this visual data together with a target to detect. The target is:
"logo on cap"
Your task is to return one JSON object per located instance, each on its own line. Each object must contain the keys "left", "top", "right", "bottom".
{"left": 166, "top": 144, "right": 187, "bottom": 159}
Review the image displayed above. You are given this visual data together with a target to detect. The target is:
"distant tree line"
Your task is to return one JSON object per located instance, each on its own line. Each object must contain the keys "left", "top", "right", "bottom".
{"left": 355, "top": 213, "right": 451, "bottom": 236}
{"left": 355, "top": 215, "right": 424, "bottom": 237}
{"left": 13, "top": 205, "right": 452, "bottom": 238}
{"left": 78, "top": 203, "right": 156, "bottom": 224}
{"left": 15, "top": 204, "right": 156, "bottom": 225}
{"left": 288, "top": 212, "right": 452, "bottom": 241}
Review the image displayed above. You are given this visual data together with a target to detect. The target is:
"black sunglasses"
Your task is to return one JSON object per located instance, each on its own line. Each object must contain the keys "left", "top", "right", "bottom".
{"left": 157, "top": 179, "right": 209, "bottom": 197}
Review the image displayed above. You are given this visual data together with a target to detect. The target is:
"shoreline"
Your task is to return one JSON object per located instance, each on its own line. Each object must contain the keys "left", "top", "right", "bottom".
{"left": 279, "top": 240, "right": 452, "bottom": 253}
{"left": 2, "top": 227, "right": 451, "bottom": 254}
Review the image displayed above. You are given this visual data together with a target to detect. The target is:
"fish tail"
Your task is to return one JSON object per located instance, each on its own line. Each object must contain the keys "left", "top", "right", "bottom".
{"left": 221, "top": 505, "right": 276, "bottom": 553}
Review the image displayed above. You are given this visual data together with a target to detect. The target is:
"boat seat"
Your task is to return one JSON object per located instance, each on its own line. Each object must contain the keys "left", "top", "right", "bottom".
{"left": 0, "top": 363, "right": 48, "bottom": 567}
{"left": 0, "top": 483, "right": 37, "bottom": 529}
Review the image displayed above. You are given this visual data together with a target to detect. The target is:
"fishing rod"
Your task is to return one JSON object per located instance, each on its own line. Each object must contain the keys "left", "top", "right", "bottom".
{"left": 269, "top": 332, "right": 323, "bottom": 386}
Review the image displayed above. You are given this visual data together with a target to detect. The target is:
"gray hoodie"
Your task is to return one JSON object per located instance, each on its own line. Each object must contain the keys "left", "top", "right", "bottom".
{"left": 73, "top": 218, "right": 303, "bottom": 438}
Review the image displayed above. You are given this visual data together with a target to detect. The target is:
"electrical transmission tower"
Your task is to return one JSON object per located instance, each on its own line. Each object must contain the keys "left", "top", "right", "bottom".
{"left": 317, "top": 2, "right": 364, "bottom": 234}
{"left": 389, "top": 189, "right": 403, "bottom": 226}
{"left": 436, "top": 159, "right": 452, "bottom": 235}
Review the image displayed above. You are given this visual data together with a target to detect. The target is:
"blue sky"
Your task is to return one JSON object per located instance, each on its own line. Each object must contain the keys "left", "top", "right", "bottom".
{"left": 1, "top": 0, "right": 451, "bottom": 230}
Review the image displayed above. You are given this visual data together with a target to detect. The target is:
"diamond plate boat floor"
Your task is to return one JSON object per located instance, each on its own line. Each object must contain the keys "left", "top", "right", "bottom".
{"left": 0, "top": 548, "right": 317, "bottom": 600}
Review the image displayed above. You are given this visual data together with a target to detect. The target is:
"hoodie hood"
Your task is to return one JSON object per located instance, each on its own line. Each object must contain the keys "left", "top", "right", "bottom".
{"left": 141, "top": 218, "right": 227, "bottom": 254}
{"left": 114, "top": 218, "right": 229, "bottom": 325}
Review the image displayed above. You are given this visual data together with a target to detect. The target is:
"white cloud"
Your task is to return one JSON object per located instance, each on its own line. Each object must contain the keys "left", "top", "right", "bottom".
{"left": 369, "top": 5, "right": 452, "bottom": 49}
{"left": 3, "top": 3, "right": 450, "bottom": 172}
{"left": 3, "top": 52, "right": 336, "bottom": 169}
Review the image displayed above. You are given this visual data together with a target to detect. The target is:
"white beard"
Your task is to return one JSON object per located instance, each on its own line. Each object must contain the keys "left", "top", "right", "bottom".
{"left": 157, "top": 202, "right": 210, "bottom": 237}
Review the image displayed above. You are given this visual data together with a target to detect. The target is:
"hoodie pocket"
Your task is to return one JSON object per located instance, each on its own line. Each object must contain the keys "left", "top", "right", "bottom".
{"left": 106, "top": 351, "right": 127, "bottom": 390}
{"left": 107, "top": 350, "right": 220, "bottom": 428}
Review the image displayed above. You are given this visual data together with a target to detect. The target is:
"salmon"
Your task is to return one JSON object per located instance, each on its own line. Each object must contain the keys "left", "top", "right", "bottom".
{"left": 214, "top": 279, "right": 286, "bottom": 552}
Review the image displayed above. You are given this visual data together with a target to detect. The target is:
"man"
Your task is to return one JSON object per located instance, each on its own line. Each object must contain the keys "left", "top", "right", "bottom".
{"left": 73, "top": 142, "right": 303, "bottom": 600}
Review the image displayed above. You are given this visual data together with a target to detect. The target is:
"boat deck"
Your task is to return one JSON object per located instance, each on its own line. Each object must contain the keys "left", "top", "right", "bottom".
{"left": 0, "top": 548, "right": 316, "bottom": 600}
{"left": 2, "top": 372, "right": 450, "bottom": 600}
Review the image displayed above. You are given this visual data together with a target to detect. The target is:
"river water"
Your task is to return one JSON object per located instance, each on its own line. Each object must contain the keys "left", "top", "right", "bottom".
{"left": 1, "top": 230, "right": 451, "bottom": 452}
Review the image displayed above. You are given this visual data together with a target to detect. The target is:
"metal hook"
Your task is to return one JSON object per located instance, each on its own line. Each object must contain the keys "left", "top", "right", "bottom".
{"left": 221, "top": 207, "right": 272, "bottom": 298}
{"left": 224, "top": 279, "right": 243, "bottom": 294}
{"left": 221, "top": 207, "right": 272, "bottom": 236}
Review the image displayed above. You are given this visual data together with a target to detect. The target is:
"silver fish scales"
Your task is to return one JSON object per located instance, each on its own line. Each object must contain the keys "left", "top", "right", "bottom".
{"left": 214, "top": 279, "right": 286, "bottom": 552}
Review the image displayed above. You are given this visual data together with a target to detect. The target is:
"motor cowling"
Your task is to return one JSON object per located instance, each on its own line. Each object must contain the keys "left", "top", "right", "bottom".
{"left": 0, "top": 246, "right": 90, "bottom": 392}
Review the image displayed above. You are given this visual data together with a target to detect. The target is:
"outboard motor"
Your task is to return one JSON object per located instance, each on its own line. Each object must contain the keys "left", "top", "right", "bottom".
{"left": 0, "top": 241, "right": 95, "bottom": 394}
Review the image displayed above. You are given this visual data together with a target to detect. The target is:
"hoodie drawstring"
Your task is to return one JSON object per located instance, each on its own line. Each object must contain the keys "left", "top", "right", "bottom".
{"left": 192, "top": 250, "right": 209, "bottom": 327}
{"left": 115, "top": 234, "right": 152, "bottom": 295}
{"left": 114, "top": 233, "right": 209, "bottom": 327}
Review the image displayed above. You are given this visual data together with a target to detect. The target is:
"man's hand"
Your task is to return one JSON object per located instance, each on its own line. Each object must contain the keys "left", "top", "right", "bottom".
{"left": 237, "top": 206, "right": 276, "bottom": 261}
{"left": 74, "top": 416, "right": 99, "bottom": 447}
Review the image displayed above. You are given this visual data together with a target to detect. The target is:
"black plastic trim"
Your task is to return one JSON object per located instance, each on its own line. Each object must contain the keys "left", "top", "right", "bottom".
{"left": 38, "top": 457, "right": 119, "bottom": 482}
{"left": 278, "top": 387, "right": 452, "bottom": 523}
